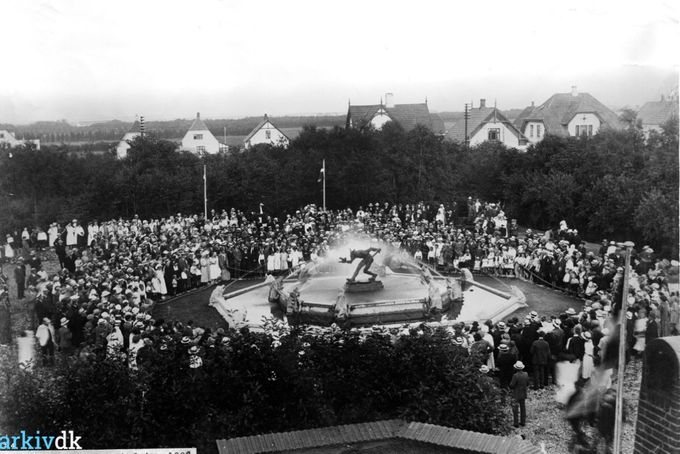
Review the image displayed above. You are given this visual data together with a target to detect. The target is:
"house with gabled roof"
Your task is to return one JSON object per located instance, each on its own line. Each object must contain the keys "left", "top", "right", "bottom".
{"left": 115, "top": 118, "right": 142, "bottom": 159}
{"left": 0, "top": 129, "right": 40, "bottom": 150}
{"left": 243, "top": 114, "right": 290, "bottom": 149}
{"left": 446, "top": 99, "right": 528, "bottom": 150}
{"left": 637, "top": 94, "right": 679, "bottom": 137}
{"left": 180, "top": 112, "right": 225, "bottom": 155}
{"left": 346, "top": 93, "right": 445, "bottom": 135}
{"left": 514, "top": 86, "right": 624, "bottom": 144}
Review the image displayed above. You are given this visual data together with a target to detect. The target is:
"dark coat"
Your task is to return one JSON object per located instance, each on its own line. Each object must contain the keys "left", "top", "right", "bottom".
{"left": 510, "top": 370, "right": 530, "bottom": 400}
{"left": 530, "top": 338, "right": 551, "bottom": 365}
{"left": 566, "top": 335, "right": 586, "bottom": 361}
{"left": 14, "top": 264, "right": 26, "bottom": 286}
{"left": 496, "top": 351, "right": 518, "bottom": 385}
{"left": 545, "top": 328, "right": 564, "bottom": 356}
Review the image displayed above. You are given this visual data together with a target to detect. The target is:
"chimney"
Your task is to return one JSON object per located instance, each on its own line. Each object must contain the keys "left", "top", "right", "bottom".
{"left": 385, "top": 93, "right": 394, "bottom": 108}
{"left": 571, "top": 86, "right": 578, "bottom": 97}
{"left": 480, "top": 99, "right": 486, "bottom": 108}
{"left": 197, "top": 112, "right": 201, "bottom": 119}
{"left": 531, "top": 101, "right": 535, "bottom": 107}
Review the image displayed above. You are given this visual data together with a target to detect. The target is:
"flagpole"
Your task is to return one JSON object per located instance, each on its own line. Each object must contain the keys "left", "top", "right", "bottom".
{"left": 613, "top": 240, "right": 634, "bottom": 454}
{"left": 322, "top": 159, "right": 326, "bottom": 212}
{"left": 203, "top": 164, "right": 207, "bottom": 220}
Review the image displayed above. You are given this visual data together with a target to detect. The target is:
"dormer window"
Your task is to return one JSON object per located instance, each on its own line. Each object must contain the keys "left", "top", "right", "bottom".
{"left": 488, "top": 128, "right": 500, "bottom": 141}
{"left": 575, "top": 125, "right": 593, "bottom": 137}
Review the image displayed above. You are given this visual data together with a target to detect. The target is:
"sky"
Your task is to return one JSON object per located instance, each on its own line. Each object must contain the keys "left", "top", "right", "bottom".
{"left": 1, "top": 0, "right": 678, "bottom": 123}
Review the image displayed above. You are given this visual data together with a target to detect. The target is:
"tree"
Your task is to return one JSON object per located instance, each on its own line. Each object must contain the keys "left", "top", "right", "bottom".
{"left": 633, "top": 189, "right": 679, "bottom": 257}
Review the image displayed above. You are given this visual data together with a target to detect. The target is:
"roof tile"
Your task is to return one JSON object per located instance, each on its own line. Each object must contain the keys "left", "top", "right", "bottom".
{"left": 216, "top": 419, "right": 542, "bottom": 454}
{"left": 514, "top": 92, "right": 625, "bottom": 136}
{"left": 638, "top": 100, "right": 678, "bottom": 126}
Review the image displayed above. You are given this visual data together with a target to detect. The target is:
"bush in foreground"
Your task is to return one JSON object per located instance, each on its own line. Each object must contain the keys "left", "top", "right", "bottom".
{"left": 0, "top": 324, "right": 509, "bottom": 452}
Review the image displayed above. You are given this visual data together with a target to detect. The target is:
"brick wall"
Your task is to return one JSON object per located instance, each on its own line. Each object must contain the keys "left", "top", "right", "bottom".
{"left": 634, "top": 336, "right": 680, "bottom": 454}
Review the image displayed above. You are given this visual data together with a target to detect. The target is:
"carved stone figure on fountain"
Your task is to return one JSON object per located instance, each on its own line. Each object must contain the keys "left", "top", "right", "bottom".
{"left": 339, "top": 247, "right": 381, "bottom": 282}
{"left": 339, "top": 247, "right": 384, "bottom": 292}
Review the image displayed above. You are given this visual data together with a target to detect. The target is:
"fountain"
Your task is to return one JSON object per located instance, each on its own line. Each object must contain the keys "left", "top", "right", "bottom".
{"left": 209, "top": 238, "right": 526, "bottom": 329}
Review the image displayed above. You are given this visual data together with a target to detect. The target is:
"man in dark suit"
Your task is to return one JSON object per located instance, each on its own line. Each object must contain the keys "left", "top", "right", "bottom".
{"left": 496, "top": 343, "right": 517, "bottom": 388}
{"left": 544, "top": 319, "right": 564, "bottom": 384}
{"left": 509, "top": 361, "right": 530, "bottom": 427}
{"left": 530, "top": 330, "right": 551, "bottom": 389}
{"left": 14, "top": 258, "right": 26, "bottom": 299}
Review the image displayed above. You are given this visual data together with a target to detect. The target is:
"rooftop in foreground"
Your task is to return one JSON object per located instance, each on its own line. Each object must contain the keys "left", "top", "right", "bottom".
{"left": 216, "top": 419, "right": 542, "bottom": 454}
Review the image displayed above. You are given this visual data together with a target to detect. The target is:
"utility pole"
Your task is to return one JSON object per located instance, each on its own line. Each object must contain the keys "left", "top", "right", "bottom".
{"left": 613, "top": 240, "right": 635, "bottom": 454}
{"left": 140, "top": 116, "right": 145, "bottom": 140}
{"left": 464, "top": 104, "right": 470, "bottom": 148}
{"left": 322, "top": 159, "right": 326, "bottom": 212}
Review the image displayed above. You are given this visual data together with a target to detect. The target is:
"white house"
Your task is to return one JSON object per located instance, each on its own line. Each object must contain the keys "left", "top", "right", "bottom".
{"left": 0, "top": 130, "right": 40, "bottom": 150}
{"left": 243, "top": 114, "right": 290, "bottom": 149}
{"left": 637, "top": 94, "right": 679, "bottom": 137}
{"left": 445, "top": 99, "right": 528, "bottom": 149}
{"left": 115, "top": 119, "right": 142, "bottom": 159}
{"left": 514, "top": 86, "right": 624, "bottom": 143}
{"left": 181, "top": 112, "right": 224, "bottom": 155}
{"left": 346, "top": 93, "right": 445, "bottom": 134}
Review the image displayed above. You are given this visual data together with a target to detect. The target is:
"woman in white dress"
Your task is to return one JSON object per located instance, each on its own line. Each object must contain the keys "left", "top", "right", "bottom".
{"left": 209, "top": 251, "right": 220, "bottom": 282}
{"left": 4, "top": 235, "right": 14, "bottom": 261}
{"left": 581, "top": 331, "right": 594, "bottom": 380}
{"left": 48, "top": 223, "right": 59, "bottom": 247}
{"left": 633, "top": 309, "right": 648, "bottom": 356}
{"left": 266, "top": 250, "right": 276, "bottom": 275}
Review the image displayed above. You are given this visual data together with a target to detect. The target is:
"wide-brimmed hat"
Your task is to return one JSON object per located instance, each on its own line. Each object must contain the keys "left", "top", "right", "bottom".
{"left": 514, "top": 361, "right": 525, "bottom": 370}
{"left": 479, "top": 365, "right": 490, "bottom": 374}
{"left": 60, "top": 317, "right": 69, "bottom": 325}
{"left": 566, "top": 308, "right": 576, "bottom": 315}
{"left": 498, "top": 344, "right": 509, "bottom": 352}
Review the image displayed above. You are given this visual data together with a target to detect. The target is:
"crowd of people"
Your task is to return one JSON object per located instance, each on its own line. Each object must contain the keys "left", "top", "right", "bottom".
{"left": 1, "top": 200, "right": 678, "bottom": 348}
{"left": 0, "top": 200, "right": 678, "bottom": 446}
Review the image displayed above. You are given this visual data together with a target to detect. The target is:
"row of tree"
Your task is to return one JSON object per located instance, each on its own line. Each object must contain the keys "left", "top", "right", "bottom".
{"left": 0, "top": 119, "right": 677, "bottom": 256}
{"left": 1, "top": 115, "right": 346, "bottom": 142}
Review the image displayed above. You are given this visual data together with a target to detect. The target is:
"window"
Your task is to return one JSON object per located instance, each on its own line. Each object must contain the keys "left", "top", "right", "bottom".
{"left": 193, "top": 134, "right": 203, "bottom": 140}
{"left": 575, "top": 125, "right": 592, "bottom": 137}
{"left": 537, "top": 124, "right": 542, "bottom": 137}
{"left": 488, "top": 128, "right": 500, "bottom": 141}
{"left": 265, "top": 130, "right": 271, "bottom": 140}
{"left": 529, "top": 125, "right": 534, "bottom": 137}
{"left": 0, "top": 133, "right": 4, "bottom": 138}
{"left": 196, "top": 146, "right": 206, "bottom": 154}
